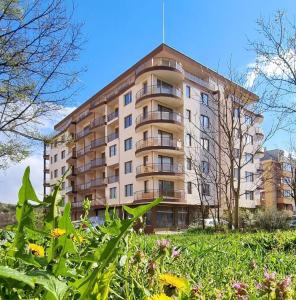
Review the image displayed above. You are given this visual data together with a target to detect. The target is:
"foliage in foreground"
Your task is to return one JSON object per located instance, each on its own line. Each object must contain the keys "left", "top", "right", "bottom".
{"left": 0, "top": 168, "right": 296, "bottom": 299}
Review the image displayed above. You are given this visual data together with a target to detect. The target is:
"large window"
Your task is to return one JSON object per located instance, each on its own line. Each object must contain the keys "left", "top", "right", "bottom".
{"left": 186, "top": 158, "right": 192, "bottom": 170}
{"left": 124, "top": 161, "right": 132, "bottom": 174}
{"left": 159, "top": 180, "right": 174, "bottom": 195}
{"left": 156, "top": 207, "right": 173, "bottom": 228}
{"left": 110, "top": 187, "right": 117, "bottom": 199}
{"left": 186, "top": 109, "right": 191, "bottom": 122}
{"left": 109, "top": 145, "right": 117, "bottom": 157}
{"left": 234, "top": 168, "right": 239, "bottom": 179}
{"left": 245, "top": 115, "right": 253, "bottom": 125}
{"left": 282, "top": 162, "right": 293, "bottom": 173}
{"left": 186, "top": 85, "right": 191, "bottom": 98}
{"left": 245, "top": 190, "right": 254, "bottom": 200}
{"left": 61, "top": 166, "right": 66, "bottom": 175}
{"left": 200, "top": 115, "right": 210, "bottom": 128}
{"left": 124, "top": 91, "right": 132, "bottom": 106}
{"left": 201, "top": 93, "right": 208, "bottom": 106}
{"left": 61, "top": 150, "right": 65, "bottom": 159}
{"left": 244, "top": 134, "right": 253, "bottom": 145}
{"left": 201, "top": 138, "right": 209, "bottom": 150}
{"left": 125, "top": 184, "right": 133, "bottom": 197}
{"left": 124, "top": 137, "right": 132, "bottom": 151}
{"left": 124, "top": 114, "right": 132, "bottom": 128}
{"left": 201, "top": 161, "right": 209, "bottom": 174}
{"left": 245, "top": 153, "right": 254, "bottom": 163}
{"left": 54, "top": 169, "right": 58, "bottom": 178}
{"left": 187, "top": 182, "right": 192, "bottom": 194}
{"left": 202, "top": 184, "right": 210, "bottom": 196}
{"left": 54, "top": 154, "right": 58, "bottom": 163}
{"left": 186, "top": 134, "right": 192, "bottom": 146}
{"left": 245, "top": 171, "right": 254, "bottom": 182}
{"left": 283, "top": 190, "right": 292, "bottom": 197}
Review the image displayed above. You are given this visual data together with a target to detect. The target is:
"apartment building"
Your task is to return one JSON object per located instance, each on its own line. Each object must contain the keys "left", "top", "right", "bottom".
{"left": 260, "top": 149, "right": 295, "bottom": 213}
{"left": 45, "top": 44, "right": 264, "bottom": 230}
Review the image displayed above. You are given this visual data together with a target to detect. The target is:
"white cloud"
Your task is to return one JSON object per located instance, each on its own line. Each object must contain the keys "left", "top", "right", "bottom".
{"left": 0, "top": 154, "right": 43, "bottom": 204}
{"left": 246, "top": 50, "right": 296, "bottom": 88}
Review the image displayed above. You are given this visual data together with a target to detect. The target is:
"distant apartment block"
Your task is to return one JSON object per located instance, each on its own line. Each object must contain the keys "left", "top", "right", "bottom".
{"left": 261, "top": 149, "right": 295, "bottom": 212}
{"left": 44, "top": 44, "right": 264, "bottom": 230}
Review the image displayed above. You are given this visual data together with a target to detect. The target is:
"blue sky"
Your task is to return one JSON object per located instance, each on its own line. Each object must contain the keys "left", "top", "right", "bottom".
{"left": 1, "top": 0, "right": 296, "bottom": 203}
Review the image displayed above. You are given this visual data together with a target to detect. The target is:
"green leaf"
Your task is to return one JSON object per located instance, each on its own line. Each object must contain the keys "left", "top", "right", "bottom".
{"left": 0, "top": 265, "right": 35, "bottom": 288}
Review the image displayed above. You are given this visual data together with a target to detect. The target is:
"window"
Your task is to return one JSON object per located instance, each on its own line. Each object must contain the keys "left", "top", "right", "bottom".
{"left": 125, "top": 184, "right": 133, "bottom": 197}
{"left": 50, "top": 171, "right": 53, "bottom": 179}
{"left": 245, "top": 115, "right": 253, "bottom": 125}
{"left": 245, "top": 172, "right": 254, "bottom": 182}
{"left": 186, "top": 85, "right": 191, "bottom": 98}
{"left": 109, "top": 145, "right": 117, "bottom": 157}
{"left": 61, "top": 150, "right": 65, "bottom": 159}
{"left": 283, "top": 190, "right": 292, "bottom": 197}
{"left": 186, "top": 134, "right": 192, "bottom": 146}
{"left": 245, "top": 153, "right": 254, "bottom": 163}
{"left": 186, "top": 158, "right": 192, "bottom": 170}
{"left": 54, "top": 169, "right": 58, "bottom": 178}
{"left": 201, "top": 93, "right": 208, "bottom": 106}
{"left": 54, "top": 154, "right": 58, "bottom": 163}
{"left": 61, "top": 166, "right": 66, "bottom": 175}
{"left": 233, "top": 108, "right": 240, "bottom": 118}
{"left": 143, "top": 106, "right": 148, "bottom": 119}
{"left": 143, "top": 131, "right": 148, "bottom": 140}
{"left": 201, "top": 161, "right": 209, "bottom": 174}
{"left": 245, "top": 134, "right": 253, "bottom": 145}
{"left": 143, "top": 156, "right": 148, "bottom": 166}
{"left": 201, "top": 138, "right": 209, "bottom": 150}
{"left": 124, "top": 137, "right": 132, "bottom": 151}
{"left": 282, "top": 162, "right": 293, "bottom": 173}
{"left": 200, "top": 115, "right": 210, "bottom": 128}
{"left": 234, "top": 168, "right": 239, "bottom": 179}
{"left": 50, "top": 157, "right": 53, "bottom": 164}
{"left": 124, "top": 114, "right": 132, "bottom": 128}
{"left": 124, "top": 161, "right": 132, "bottom": 174}
{"left": 187, "top": 182, "right": 192, "bottom": 194}
{"left": 202, "top": 184, "right": 210, "bottom": 196}
{"left": 144, "top": 180, "right": 149, "bottom": 193}
{"left": 124, "top": 91, "right": 132, "bottom": 105}
{"left": 186, "top": 109, "right": 191, "bottom": 122}
{"left": 234, "top": 148, "right": 240, "bottom": 159}
{"left": 282, "top": 177, "right": 292, "bottom": 184}
{"left": 110, "top": 187, "right": 117, "bottom": 199}
{"left": 245, "top": 191, "right": 254, "bottom": 200}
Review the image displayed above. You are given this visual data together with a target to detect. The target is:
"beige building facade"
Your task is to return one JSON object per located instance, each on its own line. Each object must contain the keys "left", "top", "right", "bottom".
{"left": 45, "top": 44, "right": 264, "bottom": 229}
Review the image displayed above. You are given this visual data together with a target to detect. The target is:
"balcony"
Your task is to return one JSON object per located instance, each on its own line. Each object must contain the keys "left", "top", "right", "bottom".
{"left": 76, "top": 144, "right": 92, "bottom": 158}
{"left": 107, "top": 132, "right": 119, "bottom": 143}
{"left": 254, "top": 113, "right": 264, "bottom": 124}
{"left": 66, "top": 149, "right": 76, "bottom": 162}
{"left": 135, "top": 111, "right": 183, "bottom": 130}
{"left": 66, "top": 185, "right": 77, "bottom": 194}
{"left": 107, "top": 175, "right": 119, "bottom": 184}
{"left": 77, "top": 110, "right": 92, "bottom": 123}
{"left": 135, "top": 137, "right": 183, "bottom": 155}
{"left": 91, "top": 137, "right": 106, "bottom": 149}
{"left": 76, "top": 158, "right": 106, "bottom": 174}
{"left": 136, "top": 85, "right": 182, "bottom": 107}
{"left": 76, "top": 127, "right": 92, "bottom": 140}
{"left": 134, "top": 189, "right": 184, "bottom": 203}
{"left": 135, "top": 57, "right": 184, "bottom": 84}
{"left": 90, "top": 115, "right": 106, "bottom": 129}
{"left": 72, "top": 198, "right": 106, "bottom": 209}
{"left": 255, "top": 128, "right": 264, "bottom": 140}
{"left": 107, "top": 110, "right": 119, "bottom": 123}
{"left": 136, "top": 163, "right": 184, "bottom": 178}
{"left": 77, "top": 178, "right": 106, "bottom": 192}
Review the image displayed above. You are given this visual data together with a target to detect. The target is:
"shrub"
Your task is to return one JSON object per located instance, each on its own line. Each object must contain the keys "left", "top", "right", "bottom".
{"left": 254, "top": 208, "right": 290, "bottom": 231}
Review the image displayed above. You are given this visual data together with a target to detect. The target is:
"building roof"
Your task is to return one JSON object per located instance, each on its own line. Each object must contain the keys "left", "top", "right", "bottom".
{"left": 54, "top": 43, "right": 259, "bottom": 131}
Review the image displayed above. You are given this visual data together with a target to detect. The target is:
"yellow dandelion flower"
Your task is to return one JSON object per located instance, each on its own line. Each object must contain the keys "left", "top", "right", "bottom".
{"left": 28, "top": 243, "right": 45, "bottom": 257}
{"left": 159, "top": 273, "right": 188, "bottom": 292}
{"left": 51, "top": 228, "right": 66, "bottom": 238}
{"left": 148, "top": 293, "right": 173, "bottom": 300}
{"left": 72, "top": 234, "right": 84, "bottom": 243}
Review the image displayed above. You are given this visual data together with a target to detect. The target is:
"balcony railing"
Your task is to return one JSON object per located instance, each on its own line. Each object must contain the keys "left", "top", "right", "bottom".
{"left": 77, "top": 178, "right": 106, "bottom": 191}
{"left": 107, "top": 132, "right": 119, "bottom": 143}
{"left": 76, "top": 127, "right": 91, "bottom": 140}
{"left": 107, "top": 110, "right": 119, "bottom": 122}
{"left": 107, "top": 175, "right": 119, "bottom": 184}
{"left": 91, "top": 136, "right": 106, "bottom": 149}
{"left": 76, "top": 158, "right": 106, "bottom": 174}
{"left": 91, "top": 115, "right": 106, "bottom": 128}
{"left": 77, "top": 110, "right": 91, "bottom": 122}
{"left": 135, "top": 57, "right": 184, "bottom": 76}
{"left": 72, "top": 198, "right": 106, "bottom": 208}
{"left": 136, "top": 137, "right": 183, "bottom": 152}
{"left": 136, "top": 163, "right": 184, "bottom": 176}
{"left": 136, "top": 111, "right": 183, "bottom": 127}
{"left": 67, "top": 149, "right": 76, "bottom": 160}
{"left": 184, "top": 71, "right": 214, "bottom": 90}
{"left": 66, "top": 185, "right": 76, "bottom": 193}
{"left": 134, "top": 189, "right": 184, "bottom": 202}
{"left": 136, "top": 85, "right": 182, "bottom": 102}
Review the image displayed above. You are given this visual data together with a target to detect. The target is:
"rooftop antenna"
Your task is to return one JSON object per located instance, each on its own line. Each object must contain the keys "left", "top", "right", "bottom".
{"left": 162, "top": 0, "right": 165, "bottom": 43}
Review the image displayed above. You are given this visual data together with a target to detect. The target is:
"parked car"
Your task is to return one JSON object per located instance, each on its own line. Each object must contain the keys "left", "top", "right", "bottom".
{"left": 289, "top": 219, "right": 296, "bottom": 228}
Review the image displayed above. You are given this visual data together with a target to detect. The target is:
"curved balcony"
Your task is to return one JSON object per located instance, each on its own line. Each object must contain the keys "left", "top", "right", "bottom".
{"left": 135, "top": 85, "right": 182, "bottom": 108}
{"left": 135, "top": 137, "right": 183, "bottom": 155}
{"left": 135, "top": 57, "right": 184, "bottom": 84}
{"left": 134, "top": 189, "right": 184, "bottom": 204}
{"left": 135, "top": 111, "right": 183, "bottom": 130}
{"left": 136, "top": 163, "right": 184, "bottom": 179}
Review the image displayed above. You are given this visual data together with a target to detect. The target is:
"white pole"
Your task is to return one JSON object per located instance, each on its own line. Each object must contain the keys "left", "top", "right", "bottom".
{"left": 162, "top": 0, "right": 165, "bottom": 44}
